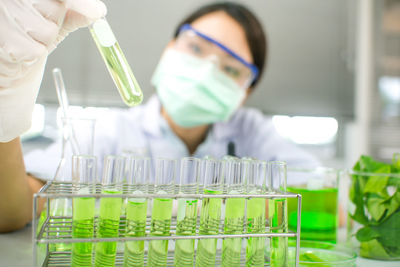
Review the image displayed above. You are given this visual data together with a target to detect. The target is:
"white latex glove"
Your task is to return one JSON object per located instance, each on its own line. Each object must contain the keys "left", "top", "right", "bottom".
{"left": 0, "top": 0, "right": 106, "bottom": 142}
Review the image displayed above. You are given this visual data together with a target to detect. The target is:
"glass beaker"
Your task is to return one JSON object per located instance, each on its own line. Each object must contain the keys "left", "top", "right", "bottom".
{"left": 54, "top": 117, "right": 96, "bottom": 181}
{"left": 47, "top": 117, "right": 96, "bottom": 252}
{"left": 286, "top": 167, "right": 339, "bottom": 243}
{"left": 346, "top": 167, "right": 400, "bottom": 261}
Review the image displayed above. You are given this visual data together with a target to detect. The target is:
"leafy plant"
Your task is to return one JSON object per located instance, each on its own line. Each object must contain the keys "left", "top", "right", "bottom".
{"left": 350, "top": 154, "right": 400, "bottom": 259}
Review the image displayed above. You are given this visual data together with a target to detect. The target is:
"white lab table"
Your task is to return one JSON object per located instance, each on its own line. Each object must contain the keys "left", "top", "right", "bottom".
{"left": 0, "top": 224, "right": 33, "bottom": 267}
{"left": 0, "top": 224, "right": 399, "bottom": 266}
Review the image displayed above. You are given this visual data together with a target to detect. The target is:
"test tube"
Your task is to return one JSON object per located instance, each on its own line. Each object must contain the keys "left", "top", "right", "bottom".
{"left": 222, "top": 159, "right": 245, "bottom": 267}
{"left": 268, "top": 161, "right": 288, "bottom": 267}
{"left": 148, "top": 158, "right": 177, "bottom": 266}
{"left": 196, "top": 159, "right": 223, "bottom": 267}
{"left": 71, "top": 155, "right": 97, "bottom": 267}
{"left": 174, "top": 157, "right": 200, "bottom": 267}
{"left": 246, "top": 160, "right": 267, "bottom": 266}
{"left": 89, "top": 18, "right": 143, "bottom": 107}
{"left": 95, "top": 156, "right": 125, "bottom": 267}
{"left": 124, "top": 157, "right": 150, "bottom": 267}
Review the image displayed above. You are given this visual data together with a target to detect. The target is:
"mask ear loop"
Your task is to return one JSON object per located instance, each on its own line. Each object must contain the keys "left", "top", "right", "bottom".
{"left": 243, "top": 72, "right": 256, "bottom": 90}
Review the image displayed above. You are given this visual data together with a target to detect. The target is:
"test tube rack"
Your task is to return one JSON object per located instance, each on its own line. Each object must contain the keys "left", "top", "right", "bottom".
{"left": 33, "top": 181, "right": 302, "bottom": 266}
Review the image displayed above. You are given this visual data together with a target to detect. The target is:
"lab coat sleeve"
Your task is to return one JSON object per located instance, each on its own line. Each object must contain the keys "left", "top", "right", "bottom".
{"left": 24, "top": 139, "right": 62, "bottom": 181}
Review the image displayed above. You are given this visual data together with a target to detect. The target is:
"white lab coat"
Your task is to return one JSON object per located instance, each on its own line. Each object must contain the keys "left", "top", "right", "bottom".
{"left": 24, "top": 95, "right": 320, "bottom": 183}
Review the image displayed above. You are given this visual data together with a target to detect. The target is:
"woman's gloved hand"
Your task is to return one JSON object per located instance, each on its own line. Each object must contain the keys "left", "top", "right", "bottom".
{"left": 0, "top": 0, "right": 107, "bottom": 142}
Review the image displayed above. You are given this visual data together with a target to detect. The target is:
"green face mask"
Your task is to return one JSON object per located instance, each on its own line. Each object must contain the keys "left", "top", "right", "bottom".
{"left": 151, "top": 49, "right": 246, "bottom": 128}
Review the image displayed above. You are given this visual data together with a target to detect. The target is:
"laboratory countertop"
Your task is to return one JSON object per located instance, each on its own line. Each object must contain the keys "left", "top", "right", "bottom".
{"left": 0, "top": 225, "right": 399, "bottom": 267}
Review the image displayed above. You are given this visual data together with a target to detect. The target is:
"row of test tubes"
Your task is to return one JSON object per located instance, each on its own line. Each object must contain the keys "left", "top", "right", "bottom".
{"left": 69, "top": 155, "right": 288, "bottom": 267}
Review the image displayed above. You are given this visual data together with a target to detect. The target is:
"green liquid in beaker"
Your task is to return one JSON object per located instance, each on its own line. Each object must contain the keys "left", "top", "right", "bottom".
{"left": 72, "top": 196, "right": 96, "bottom": 267}
{"left": 124, "top": 197, "right": 147, "bottom": 267}
{"left": 287, "top": 187, "right": 338, "bottom": 242}
{"left": 95, "top": 189, "right": 123, "bottom": 267}
{"left": 148, "top": 197, "right": 173, "bottom": 266}
{"left": 196, "top": 189, "right": 222, "bottom": 267}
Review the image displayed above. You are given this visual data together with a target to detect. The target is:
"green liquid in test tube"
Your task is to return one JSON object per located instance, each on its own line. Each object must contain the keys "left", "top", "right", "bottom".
{"left": 174, "top": 157, "right": 200, "bottom": 267}
{"left": 72, "top": 195, "right": 96, "bottom": 266}
{"left": 124, "top": 198, "right": 147, "bottom": 266}
{"left": 49, "top": 198, "right": 71, "bottom": 252}
{"left": 147, "top": 159, "right": 176, "bottom": 266}
{"left": 124, "top": 157, "right": 150, "bottom": 267}
{"left": 95, "top": 156, "right": 125, "bottom": 267}
{"left": 222, "top": 159, "right": 245, "bottom": 267}
{"left": 246, "top": 160, "right": 267, "bottom": 267}
{"left": 71, "top": 155, "right": 97, "bottom": 267}
{"left": 269, "top": 162, "right": 288, "bottom": 267}
{"left": 196, "top": 159, "right": 223, "bottom": 267}
{"left": 90, "top": 18, "right": 143, "bottom": 107}
{"left": 269, "top": 198, "right": 288, "bottom": 267}
{"left": 246, "top": 198, "right": 265, "bottom": 266}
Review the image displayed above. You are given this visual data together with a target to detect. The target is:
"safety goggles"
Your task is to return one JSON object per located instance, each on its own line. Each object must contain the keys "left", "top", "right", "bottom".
{"left": 175, "top": 24, "right": 259, "bottom": 88}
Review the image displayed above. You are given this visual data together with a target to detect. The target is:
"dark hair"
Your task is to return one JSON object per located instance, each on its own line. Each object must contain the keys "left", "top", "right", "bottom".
{"left": 173, "top": 1, "right": 267, "bottom": 88}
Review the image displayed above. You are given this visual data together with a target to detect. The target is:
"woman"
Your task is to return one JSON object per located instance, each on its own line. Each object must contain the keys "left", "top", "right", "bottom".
{"left": 0, "top": 2, "right": 318, "bottom": 232}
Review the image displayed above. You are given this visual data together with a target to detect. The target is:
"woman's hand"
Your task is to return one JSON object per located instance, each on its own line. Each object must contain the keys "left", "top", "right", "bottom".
{"left": 0, "top": 0, "right": 106, "bottom": 142}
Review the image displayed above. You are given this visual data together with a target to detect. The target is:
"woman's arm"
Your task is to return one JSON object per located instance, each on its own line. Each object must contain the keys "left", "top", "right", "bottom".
{"left": 0, "top": 138, "right": 44, "bottom": 233}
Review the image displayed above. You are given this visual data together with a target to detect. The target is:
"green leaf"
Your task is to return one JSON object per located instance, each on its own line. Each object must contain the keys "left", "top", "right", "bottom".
{"left": 363, "top": 166, "right": 390, "bottom": 194}
{"left": 393, "top": 153, "right": 400, "bottom": 172}
{"left": 351, "top": 154, "right": 400, "bottom": 259}
{"left": 359, "top": 155, "right": 389, "bottom": 172}
{"left": 385, "top": 244, "right": 400, "bottom": 258}
{"left": 383, "top": 191, "right": 400, "bottom": 221}
{"left": 349, "top": 174, "right": 368, "bottom": 224}
{"left": 364, "top": 176, "right": 389, "bottom": 194}
{"left": 356, "top": 226, "right": 380, "bottom": 242}
{"left": 353, "top": 160, "right": 361, "bottom": 172}
{"left": 388, "top": 177, "right": 400, "bottom": 187}
{"left": 366, "top": 195, "right": 387, "bottom": 222}
{"left": 371, "top": 211, "right": 400, "bottom": 248}
{"left": 349, "top": 174, "right": 360, "bottom": 203}
{"left": 360, "top": 239, "right": 390, "bottom": 259}
{"left": 299, "top": 251, "right": 325, "bottom": 263}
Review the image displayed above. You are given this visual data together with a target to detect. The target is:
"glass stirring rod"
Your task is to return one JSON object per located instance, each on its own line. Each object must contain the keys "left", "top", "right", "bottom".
{"left": 89, "top": 18, "right": 143, "bottom": 106}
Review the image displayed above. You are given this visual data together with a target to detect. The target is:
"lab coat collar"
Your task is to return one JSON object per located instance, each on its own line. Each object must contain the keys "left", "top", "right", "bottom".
{"left": 141, "top": 95, "right": 163, "bottom": 137}
{"left": 212, "top": 112, "right": 241, "bottom": 141}
{"left": 141, "top": 94, "right": 239, "bottom": 142}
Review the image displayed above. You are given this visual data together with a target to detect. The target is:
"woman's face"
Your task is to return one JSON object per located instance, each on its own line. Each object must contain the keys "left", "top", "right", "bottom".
{"left": 153, "top": 11, "right": 255, "bottom": 128}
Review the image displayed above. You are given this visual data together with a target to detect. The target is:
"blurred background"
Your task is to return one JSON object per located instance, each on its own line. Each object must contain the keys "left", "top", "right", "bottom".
{"left": 22, "top": 0, "right": 400, "bottom": 169}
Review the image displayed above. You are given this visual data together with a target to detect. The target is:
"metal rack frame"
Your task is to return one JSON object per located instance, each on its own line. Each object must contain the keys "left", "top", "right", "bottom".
{"left": 33, "top": 182, "right": 302, "bottom": 266}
